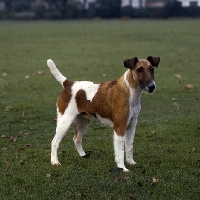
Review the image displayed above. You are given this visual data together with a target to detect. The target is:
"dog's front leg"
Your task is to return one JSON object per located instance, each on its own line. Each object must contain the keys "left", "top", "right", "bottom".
{"left": 125, "top": 117, "right": 137, "bottom": 165}
{"left": 113, "top": 131, "right": 129, "bottom": 172}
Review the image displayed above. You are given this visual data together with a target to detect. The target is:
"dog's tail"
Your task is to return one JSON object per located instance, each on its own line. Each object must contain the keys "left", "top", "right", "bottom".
{"left": 47, "top": 59, "right": 67, "bottom": 87}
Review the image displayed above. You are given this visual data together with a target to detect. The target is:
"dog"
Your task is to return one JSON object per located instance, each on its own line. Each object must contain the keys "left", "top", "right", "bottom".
{"left": 47, "top": 56, "right": 160, "bottom": 172}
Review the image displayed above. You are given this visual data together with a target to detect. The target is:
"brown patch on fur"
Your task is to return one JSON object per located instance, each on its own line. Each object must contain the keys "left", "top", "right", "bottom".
{"left": 75, "top": 89, "right": 96, "bottom": 117}
{"left": 92, "top": 76, "right": 130, "bottom": 136}
{"left": 109, "top": 80, "right": 117, "bottom": 87}
{"left": 57, "top": 81, "right": 74, "bottom": 115}
{"left": 63, "top": 79, "right": 72, "bottom": 88}
{"left": 75, "top": 76, "right": 130, "bottom": 136}
{"left": 125, "top": 70, "right": 138, "bottom": 89}
{"left": 108, "top": 76, "right": 130, "bottom": 135}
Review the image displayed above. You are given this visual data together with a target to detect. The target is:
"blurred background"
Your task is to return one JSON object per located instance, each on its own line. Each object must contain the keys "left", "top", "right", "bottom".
{"left": 0, "top": 0, "right": 200, "bottom": 20}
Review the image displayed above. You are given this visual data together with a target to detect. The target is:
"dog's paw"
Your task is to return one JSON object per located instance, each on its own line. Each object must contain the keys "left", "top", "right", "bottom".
{"left": 109, "top": 167, "right": 130, "bottom": 173}
{"left": 126, "top": 160, "right": 137, "bottom": 165}
{"left": 82, "top": 153, "right": 90, "bottom": 158}
{"left": 51, "top": 161, "right": 61, "bottom": 166}
{"left": 123, "top": 167, "right": 130, "bottom": 173}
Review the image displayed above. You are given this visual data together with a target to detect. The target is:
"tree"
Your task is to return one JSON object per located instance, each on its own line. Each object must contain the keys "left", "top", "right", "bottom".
{"left": 12, "top": 0, "right": 30, "bottom": 12}
{"left": 121, "top": 6, "right": 134, "bottom": 18}
{"left": 96, "top": 0, "right": 121, "bottom": 18}
{"left": 164, "top": 0, "right": 183, "bottom": 17}
{"left": 4, "top": 0, "right": 13, "bottom": 12}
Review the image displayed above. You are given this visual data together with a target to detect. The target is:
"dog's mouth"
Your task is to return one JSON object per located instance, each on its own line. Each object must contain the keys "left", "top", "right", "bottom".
{"left": 140, "top": 81, "right": 156, "bottom": 93}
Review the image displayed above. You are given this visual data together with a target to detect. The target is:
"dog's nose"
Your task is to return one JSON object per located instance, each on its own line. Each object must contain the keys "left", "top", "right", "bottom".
{"left": 148, "top": 82, "right": 155, "bottom": 92}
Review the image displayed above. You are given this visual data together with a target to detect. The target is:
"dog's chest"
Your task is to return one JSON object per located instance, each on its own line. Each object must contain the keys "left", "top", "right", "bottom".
{"left": 127, "top": 90, "right": 141, "bottom": 124}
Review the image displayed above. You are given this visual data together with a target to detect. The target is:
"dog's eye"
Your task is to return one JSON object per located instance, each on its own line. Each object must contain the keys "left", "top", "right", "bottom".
{"left": 137, "top": 67, "right": 143, "bottom": 74}
{"left": 150, "top": 66, "right": 154, "bottom": 73}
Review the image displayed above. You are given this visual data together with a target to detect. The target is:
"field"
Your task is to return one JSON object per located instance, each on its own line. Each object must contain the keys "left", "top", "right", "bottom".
{"left": 0, "top": 19, "right": 200, "bottom": 199}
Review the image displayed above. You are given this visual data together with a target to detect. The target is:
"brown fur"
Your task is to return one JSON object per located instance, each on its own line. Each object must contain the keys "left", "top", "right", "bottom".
{"left": 74, "top": 75, "right": 130, "bottom": 136}
{"left": 57, "top": 81, "right": 74, "bottom": 114}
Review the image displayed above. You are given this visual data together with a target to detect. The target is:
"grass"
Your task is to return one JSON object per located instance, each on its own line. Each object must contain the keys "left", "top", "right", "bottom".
{"left": 0, "top": 19, "right": 200, "bottom": 199}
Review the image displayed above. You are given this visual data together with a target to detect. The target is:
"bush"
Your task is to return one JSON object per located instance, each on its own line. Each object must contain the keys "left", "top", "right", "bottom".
{"left": 184, "top": 7, "right": 200, "bottom": 17}
{"left": 43, "top": 11, "right": 62, "bottom": 20}
{"left": 65, "top": 1, "right": 82, "bottom": 19}
{"left": 86, "top": 8, "right": 97, "bottom": 19}
{"left": 0, "top": 11, "right": 10, "bottom": 19}
{"left": 163, "top": 0, "right": 184, "bottom": 18}
{"left": 13, "top": 12, "right": 37, "bottom": 20}
{"left": 134, "top": 8, "right": 150, "bottom": 18}
{"left": 121, "top": 6, "right": 134, "bottom": 18}
{"left": 95, "top": 0, "right": 121, "bottom": 18}
{"left": 149, "top": 8, "right": 167, "bottom": 19}
{"left": 12, "top": 0, "right": 30, "bottom": 12}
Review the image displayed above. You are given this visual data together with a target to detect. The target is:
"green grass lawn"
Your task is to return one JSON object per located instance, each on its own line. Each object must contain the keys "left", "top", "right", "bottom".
{"left": 0, "top": 19, "right": 200, "bottom": 199}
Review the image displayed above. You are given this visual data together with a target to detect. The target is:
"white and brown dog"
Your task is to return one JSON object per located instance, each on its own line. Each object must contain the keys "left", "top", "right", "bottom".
{"left": 47, "top": 56, "right": 160, "bottom": 172}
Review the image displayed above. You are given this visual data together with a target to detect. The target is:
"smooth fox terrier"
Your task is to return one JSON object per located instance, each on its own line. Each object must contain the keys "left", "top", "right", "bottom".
{"left": 47, "top": 56, "right": 160, "bottom": 172}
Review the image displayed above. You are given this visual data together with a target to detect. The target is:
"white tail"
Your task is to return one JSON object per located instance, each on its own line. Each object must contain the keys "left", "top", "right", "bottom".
{"left": 47, "top": 59, "right": 67, "bottom": 87}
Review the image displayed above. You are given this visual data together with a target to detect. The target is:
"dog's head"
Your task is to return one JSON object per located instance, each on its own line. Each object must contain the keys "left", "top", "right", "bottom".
{"left": 124, "top": 56, "right": 160, "bottom": 93}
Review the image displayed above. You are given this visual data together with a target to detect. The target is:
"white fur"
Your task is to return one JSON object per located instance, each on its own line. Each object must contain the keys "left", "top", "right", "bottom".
{"left": 47, "top": 59, "right": 66, "bottom": 87}
{"left": 51, "top": 106, "right": 78, "bottom": 165}
{"left": 113, "top": 132, "right": 129, "bottom": 172}
{"left": 125, "top": 118, "right": 137, "bottom": 165}
{"left": 96, "top": 114, "right": 113, "bottom": 127}
{"left": 72, "top": 81, "right": 100, "bottom": 102}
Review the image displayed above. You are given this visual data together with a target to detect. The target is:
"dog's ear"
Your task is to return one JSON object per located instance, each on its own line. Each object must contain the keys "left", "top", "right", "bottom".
{"left": 124, "top": 57, "right": 138, "bottom": 69}
{"left": 147, "top": 56, "right": 160, "bottom": 68}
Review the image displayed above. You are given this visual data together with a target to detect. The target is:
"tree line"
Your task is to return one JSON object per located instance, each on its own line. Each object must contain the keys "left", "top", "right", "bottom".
{"left": 0, "top": 0, "right": 200, "bottom": 20}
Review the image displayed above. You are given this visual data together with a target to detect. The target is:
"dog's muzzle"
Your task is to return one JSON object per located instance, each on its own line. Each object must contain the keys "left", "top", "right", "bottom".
{"left": 141, "top": 81, "right": 156, "bottom": 93}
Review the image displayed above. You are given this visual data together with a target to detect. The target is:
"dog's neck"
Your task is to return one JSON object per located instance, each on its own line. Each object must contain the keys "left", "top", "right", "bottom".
{"left": 123, "top": 69, "right": 143, "bottom": 102}
{"left": 124, "top": 70, "right": 142, "bottom": 91}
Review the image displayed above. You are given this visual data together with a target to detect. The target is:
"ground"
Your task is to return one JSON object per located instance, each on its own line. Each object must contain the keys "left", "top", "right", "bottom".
{"left": 0, "top": 19, "right": 199, "bottom": 199}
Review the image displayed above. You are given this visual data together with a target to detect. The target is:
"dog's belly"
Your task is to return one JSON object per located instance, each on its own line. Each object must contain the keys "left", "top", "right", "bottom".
{"left": 96, "top": 114, "right": 113, "bottom": 127}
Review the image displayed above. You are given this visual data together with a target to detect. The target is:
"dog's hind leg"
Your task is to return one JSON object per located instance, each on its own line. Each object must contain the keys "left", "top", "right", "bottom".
{"left": 73, "top": 114, "right": 90, "bottom": 157}
{"left": 51, "top": 111, "right": 77, "bottom": 165}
